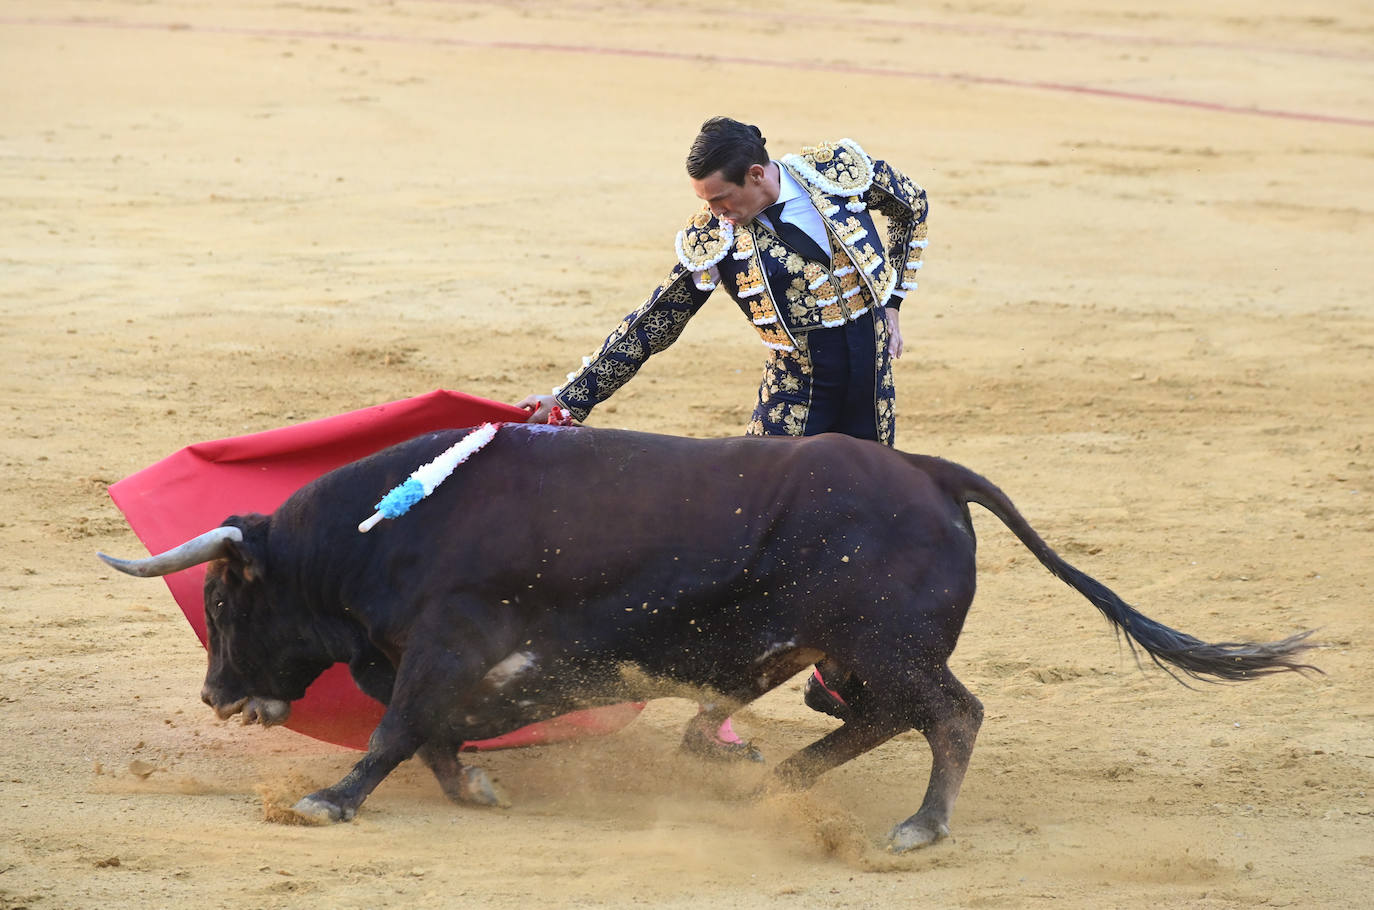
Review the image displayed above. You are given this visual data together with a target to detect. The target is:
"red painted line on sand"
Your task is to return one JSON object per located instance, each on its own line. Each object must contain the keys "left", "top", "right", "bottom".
{"left": 5, "top": 16, "right": 1373, "bottom": 129}
{"left": 414, "top": 0, "right": 1374, "bottom": 63}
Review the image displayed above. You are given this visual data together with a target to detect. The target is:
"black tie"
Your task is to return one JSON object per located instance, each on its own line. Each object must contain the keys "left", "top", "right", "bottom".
{"left": 763, "top": 201, "right": 829, "bottom": 264}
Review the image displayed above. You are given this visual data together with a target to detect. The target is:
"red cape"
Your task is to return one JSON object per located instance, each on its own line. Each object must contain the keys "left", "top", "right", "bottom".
{"left": 107, "top": 389, "right": 642, "bottom": 751}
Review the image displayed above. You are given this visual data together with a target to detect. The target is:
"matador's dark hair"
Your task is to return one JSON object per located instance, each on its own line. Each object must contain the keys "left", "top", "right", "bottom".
{"left": 685, "top": 117, "right": 768, "bottom": 185}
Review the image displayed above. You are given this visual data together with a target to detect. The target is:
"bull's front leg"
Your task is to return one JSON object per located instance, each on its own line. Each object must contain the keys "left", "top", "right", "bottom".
{"left": 680, "top": 700, "right": 765, "bottom": 763}
{"left": 291, "top": 709, "right": 425, "bottom": 823}
{"left": 417, "top": 742, "right": 509, "bottom": 809}
{"left": 293, "top": 641, "right": 496, "bottom": 823}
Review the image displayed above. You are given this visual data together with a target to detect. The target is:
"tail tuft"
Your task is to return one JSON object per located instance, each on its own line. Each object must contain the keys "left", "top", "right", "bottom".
{"left": 1052, "top": 557, "right": 1321, "bottom": 684}
{"left": 1127, "top": 626, "right": 1322, "bottom": 683}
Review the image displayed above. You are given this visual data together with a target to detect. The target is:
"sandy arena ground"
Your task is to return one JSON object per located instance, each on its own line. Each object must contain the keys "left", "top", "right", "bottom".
{"left": 2, "top": 1, "right": 1372, "bottom": 907}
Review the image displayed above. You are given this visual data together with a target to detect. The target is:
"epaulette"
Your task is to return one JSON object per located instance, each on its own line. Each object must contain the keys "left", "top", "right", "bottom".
{"left": 675, "top": 207, "right": 736, "bottom": 271}
{"left": 780, "top": 138, "right": 874, "bottom": 199}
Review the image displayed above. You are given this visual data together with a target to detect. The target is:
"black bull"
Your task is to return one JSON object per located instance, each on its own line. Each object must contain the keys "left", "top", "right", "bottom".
{"left": 100, "top": 425, "right": 1316, "bottom": 850}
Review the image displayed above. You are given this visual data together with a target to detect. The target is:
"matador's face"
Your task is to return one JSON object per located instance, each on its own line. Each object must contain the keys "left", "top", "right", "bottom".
{"left": 691, "top": 162, "right": 779, "bottom": 227}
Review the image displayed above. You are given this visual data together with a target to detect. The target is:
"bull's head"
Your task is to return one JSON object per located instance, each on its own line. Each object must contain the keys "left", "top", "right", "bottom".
{"left": 99, "top": 516, "right": 335, "bottom": 728}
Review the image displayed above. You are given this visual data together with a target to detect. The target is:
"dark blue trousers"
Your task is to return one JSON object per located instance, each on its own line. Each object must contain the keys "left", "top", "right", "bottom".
{"left": 802, "top": 309, "right": 879, "bottom": 442}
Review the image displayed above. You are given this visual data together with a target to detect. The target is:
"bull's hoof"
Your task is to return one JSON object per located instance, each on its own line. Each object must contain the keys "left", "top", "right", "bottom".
{"left": 681, "top": 734, "right": 766, "bottom": 764}
{"left": 713, "top": 740, "right": 766, "bottom": 764}
{"left": 291, "top": 793, "right": 354, "bottom": 824}
{"left": 455, "top": 766, "right": 511, "bottom": 809}
{"left": 885, "top": 818, "right": 949, "bottom": 853}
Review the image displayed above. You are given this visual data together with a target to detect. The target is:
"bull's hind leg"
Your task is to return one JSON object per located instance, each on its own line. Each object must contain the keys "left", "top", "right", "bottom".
{"left": 770, "top": 710, "right": 910, "bottom": 790}
{"left": 680, "top": 647, "right": 824, "bottom": 764}
{"left": 770, "top": 664, "right": 982, "bottom": 853}
{"left": 884, "top": 666, "right": 983, "bottom": 852}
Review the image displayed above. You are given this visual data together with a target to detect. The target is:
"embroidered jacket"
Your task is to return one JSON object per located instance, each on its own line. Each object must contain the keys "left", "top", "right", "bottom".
{"left": 554, "top": 138, "right": 928, "bottom": 426}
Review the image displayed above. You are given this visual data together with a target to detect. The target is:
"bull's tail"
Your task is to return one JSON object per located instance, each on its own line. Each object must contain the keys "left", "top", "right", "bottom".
{"left": 913, "top": 455, "right": 1320, "bottom": 683}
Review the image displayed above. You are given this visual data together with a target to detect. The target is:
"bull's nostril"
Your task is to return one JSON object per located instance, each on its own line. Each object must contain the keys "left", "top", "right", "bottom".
{"left": 200, "top": 686, "right": 214, "bottom": 706}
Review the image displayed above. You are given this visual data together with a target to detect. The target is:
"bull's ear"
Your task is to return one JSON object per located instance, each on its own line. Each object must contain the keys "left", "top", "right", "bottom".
{"left": 219, "top": 514, "right": 272, "bottom": 583}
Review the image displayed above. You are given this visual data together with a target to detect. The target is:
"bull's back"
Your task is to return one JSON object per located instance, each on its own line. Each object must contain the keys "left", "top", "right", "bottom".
{"left": 285, "top": 426, "right": 961, "bottom": 605}
{"left": 486, "top": 428, "right": 956, "bottom": 591}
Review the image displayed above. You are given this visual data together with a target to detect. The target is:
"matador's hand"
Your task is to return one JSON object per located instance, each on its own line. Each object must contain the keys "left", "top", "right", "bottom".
{"left": 515, "top": 393, "right": 559, "bottom": 423}
{"left": 884, "top": 307, "right": 904, "bottom": 360}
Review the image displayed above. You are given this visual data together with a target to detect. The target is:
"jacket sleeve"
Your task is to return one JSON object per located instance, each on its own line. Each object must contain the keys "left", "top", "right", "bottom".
{"left": 865, "top": 159, "right": 929, "bottom": 310}
{"left": 553, "top": 264, "right": 712, "bottom": 422}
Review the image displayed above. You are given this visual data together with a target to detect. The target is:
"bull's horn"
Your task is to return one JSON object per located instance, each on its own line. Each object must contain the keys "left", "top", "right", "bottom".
{"left": 97, "top": 526, "right": 244, "bottom": 577}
